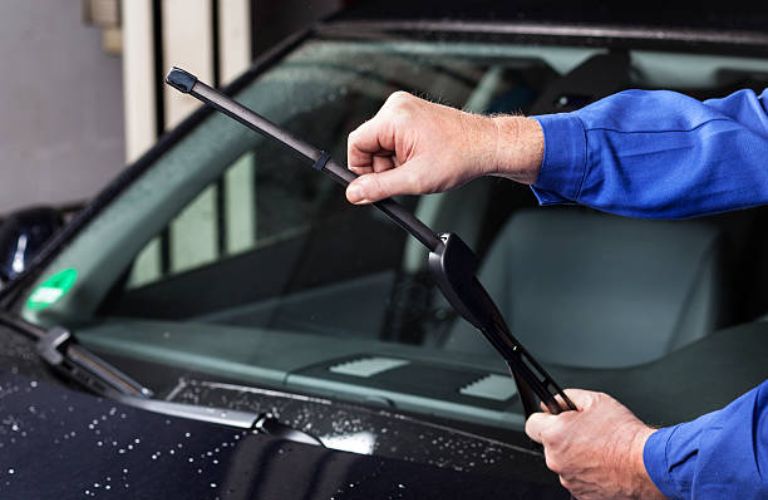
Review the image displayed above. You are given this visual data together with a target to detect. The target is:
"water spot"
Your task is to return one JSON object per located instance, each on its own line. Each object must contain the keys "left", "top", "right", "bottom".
{"left": 210, "top": 483, "right": 217, "bottom": 488}
{"left": 398, "top": 484, "right": 406, "bottom": 489}
{"left": 188, "top": 457, "right": 194, "bottom": 463}
{"left": 184, "top": 432, "right": 191, "bottom": 438}
{"left": 29, "top": 381, "right": 38, "bottom": 388}
{"left": 7, "top": 469, "right": 14, "bottom": 475}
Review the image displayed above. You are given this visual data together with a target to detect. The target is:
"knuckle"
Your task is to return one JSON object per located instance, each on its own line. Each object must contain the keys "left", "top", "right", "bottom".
{"left": 544, "top": 454, "right": 561, "bottom": 474}
{"left": 369, "top": 175, "right": 385, "bottom": 198}
{"left": 405, "top": 171, "right": 425, "bottom": 193}
{"left": 539, "top": 422, "right": 562, "bottom": 444}
{"left": 384, "top": 93, "right": 415, "bottom": 122}
{"left": 593, "top": 391, "right": 613, "bottom": 406}
{"left": 387, "top": 90, "right": 412, "bottom": 104}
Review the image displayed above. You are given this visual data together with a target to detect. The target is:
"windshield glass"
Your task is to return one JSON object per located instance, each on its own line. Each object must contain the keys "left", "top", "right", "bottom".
{"left": 21, "top": 35, "right": 768, "bottom": 431}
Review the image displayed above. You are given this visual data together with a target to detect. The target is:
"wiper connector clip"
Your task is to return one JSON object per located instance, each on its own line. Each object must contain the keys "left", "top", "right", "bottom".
{"left": 36, "top": 325, "right": 72, "bottom": 366}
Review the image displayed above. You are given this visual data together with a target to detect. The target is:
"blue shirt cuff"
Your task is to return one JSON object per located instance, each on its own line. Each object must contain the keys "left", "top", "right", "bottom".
{"left": 643, "top": 425, "right": 680, "bottom": 498}
{"left": 530, "top": 113, "right": 588, "bottom": 205}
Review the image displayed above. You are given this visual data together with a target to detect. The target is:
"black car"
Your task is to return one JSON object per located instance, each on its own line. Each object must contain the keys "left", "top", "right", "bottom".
{"left": 2, "top": 1, "right": 768, "bottom": 498}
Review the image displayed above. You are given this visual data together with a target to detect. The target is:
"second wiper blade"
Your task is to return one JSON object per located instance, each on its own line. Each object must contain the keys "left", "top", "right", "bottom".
{"left": 165, "top": 67, "right": 575, "bottom": 417}
{"left": 0, "top": 313, "right": 152, "bottom": 399}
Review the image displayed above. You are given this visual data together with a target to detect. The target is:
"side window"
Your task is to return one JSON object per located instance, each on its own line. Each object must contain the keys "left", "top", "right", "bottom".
{"left": 128, "top": 152, "right": 258, "bottom": 288}
{"left": 126, "top": 144, "right": 340, "bottom": 289}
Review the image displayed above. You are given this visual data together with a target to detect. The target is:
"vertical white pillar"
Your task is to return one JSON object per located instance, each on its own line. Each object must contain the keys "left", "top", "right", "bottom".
{"left": 122, "top": 0, "right": 161, "bottom": 286}
{"left": 162, "top": 0, "right": 218, "bottom": 273}
{"left": 220, "top": 0, "right": 256, "bottom": 255}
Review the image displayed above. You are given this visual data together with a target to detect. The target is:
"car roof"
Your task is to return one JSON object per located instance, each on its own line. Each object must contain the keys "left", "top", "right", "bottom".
{"left": 338, "top": 0, "right": 766, "bottom": 33}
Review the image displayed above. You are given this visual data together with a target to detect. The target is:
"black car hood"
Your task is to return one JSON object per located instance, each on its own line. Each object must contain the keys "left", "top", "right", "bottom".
{"left": 0, "top": 371, "right": 566, "bottom": 499}
{"left": 341, "top": 0, "right": 766, "bottom": 34}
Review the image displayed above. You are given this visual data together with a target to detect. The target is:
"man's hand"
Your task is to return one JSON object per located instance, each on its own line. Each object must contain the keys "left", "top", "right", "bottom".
{"left": 345, "top": 91, "right": 544, "bottom": 204}
{"left": 525, "top": 389, "right": 665, "bottom": 499}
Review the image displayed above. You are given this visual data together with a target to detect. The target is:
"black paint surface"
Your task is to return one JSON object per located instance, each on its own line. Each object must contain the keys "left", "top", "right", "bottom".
{"left": 0, "top": 370, "right": 566, "bottom": 499}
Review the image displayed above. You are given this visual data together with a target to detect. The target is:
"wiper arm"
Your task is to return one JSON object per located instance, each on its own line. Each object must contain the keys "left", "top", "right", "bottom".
{"left": 166, "top": 67, "right": 576, "bottom": 417}
{"left": 117, "top": 396, "right": 324, "bottom": 446}
{"left": 0, "top": 312, "right": 152, "bottom": 398}
{"left": 0, "top": 313, "right": 324, "bottom": 445}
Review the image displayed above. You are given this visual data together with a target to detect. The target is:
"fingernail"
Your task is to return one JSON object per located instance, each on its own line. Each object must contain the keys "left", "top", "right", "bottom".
{"left": 347, "top": 184, "right": 364, "bottom": 203}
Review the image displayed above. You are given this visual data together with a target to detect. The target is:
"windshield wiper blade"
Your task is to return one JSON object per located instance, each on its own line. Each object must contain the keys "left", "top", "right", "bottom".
{"left": 0, "top": 313, "right": 153, "bottom": 399}
{"left": 166, "top": 67, "right": 576, "bottom": 417}
{"left": 0, "top": 313, "right": 324, "bottom": 445}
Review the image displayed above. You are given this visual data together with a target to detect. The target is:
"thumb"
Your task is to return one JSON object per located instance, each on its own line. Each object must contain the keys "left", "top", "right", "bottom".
{"left": 345, "top": 164, "right": 421, "bottom": 204}
{"left": 525, "top": 411, "right": 558, "bottom": 444}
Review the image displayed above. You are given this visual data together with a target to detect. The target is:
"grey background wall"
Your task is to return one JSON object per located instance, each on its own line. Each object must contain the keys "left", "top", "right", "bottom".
{"left": 0, "top": 1, "right": 125, "bottom": 215}
{"left": 0, "top": 0, "right": 340, "bottom": 217}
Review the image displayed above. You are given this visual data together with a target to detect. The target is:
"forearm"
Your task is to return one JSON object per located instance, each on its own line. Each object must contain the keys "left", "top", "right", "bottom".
{"left": 526, "top": 88, "right": 768, "bottom": 218}
{"left": 643, "top": 380, "right": 768, "bottom": 499}
{"left": 487, "top": 116, "right": 544, "bottom": 185}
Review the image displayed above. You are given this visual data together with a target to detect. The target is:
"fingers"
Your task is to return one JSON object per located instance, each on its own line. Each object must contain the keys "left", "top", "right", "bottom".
{"left": 525, "top": 411, "right": 558, "bottom": 444}
{"left": 347, "top": 116, "right": 397, "bottom": 171}
{"left": 345, "top": 162, "right": 424, "bottom": 204}
{"left": 560, "top": 388, "right": 603, "bottom": 410}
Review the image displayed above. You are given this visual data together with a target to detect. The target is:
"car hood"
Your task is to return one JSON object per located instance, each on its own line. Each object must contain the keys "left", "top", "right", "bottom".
{"left": 0, "top": 371, "right": 566, "bottom": 499}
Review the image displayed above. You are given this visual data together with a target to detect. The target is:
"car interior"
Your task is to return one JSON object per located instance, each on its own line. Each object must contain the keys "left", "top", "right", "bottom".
{"left": 30, "top": 38, "right": 768, "bottom": 432}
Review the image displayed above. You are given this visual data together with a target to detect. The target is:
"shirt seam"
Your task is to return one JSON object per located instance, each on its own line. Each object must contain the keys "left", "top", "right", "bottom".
{"left": 582, "top": 117, "right": 733, "bottom": 135}
{"left": 664, "top": 424, "right": 682, "bottom": 494}
{"left": 574, "top": 114, "right": 589, "bottom": 200}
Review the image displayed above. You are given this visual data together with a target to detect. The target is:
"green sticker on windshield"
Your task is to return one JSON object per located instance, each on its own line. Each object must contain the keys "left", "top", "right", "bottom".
{"left": 26, "top": 268, "right": 78, "bottom": 311}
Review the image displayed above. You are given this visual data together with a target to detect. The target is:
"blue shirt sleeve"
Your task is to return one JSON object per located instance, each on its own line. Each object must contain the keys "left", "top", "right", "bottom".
{"left": 531, "top": 88, "right": 768, "bottom": 218}
{"left": 642, "top": 380, "right": 768, "bottom": 499}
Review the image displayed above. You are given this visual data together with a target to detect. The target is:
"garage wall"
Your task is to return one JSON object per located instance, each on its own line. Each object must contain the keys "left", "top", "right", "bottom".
{"left": 0, "top": 0, "right": 341, "bottom": 218}
{"left": 0, "top": 1, "right": 125, "bottom": 215}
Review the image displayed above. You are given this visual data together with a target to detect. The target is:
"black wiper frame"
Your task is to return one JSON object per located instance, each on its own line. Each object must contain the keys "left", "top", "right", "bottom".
{"left": 0, "top": 313, "right": 324, "bottom": 445}
{"left": 0, "top": 312, "right": 153, "bottom": 399}
{"left": 166, "top": 67, "right": 576, "bottom": 417}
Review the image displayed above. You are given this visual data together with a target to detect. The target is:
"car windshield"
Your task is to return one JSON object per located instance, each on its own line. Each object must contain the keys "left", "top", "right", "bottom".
{"left": 20, "top": 33, "right": 768, "bottom": 432}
